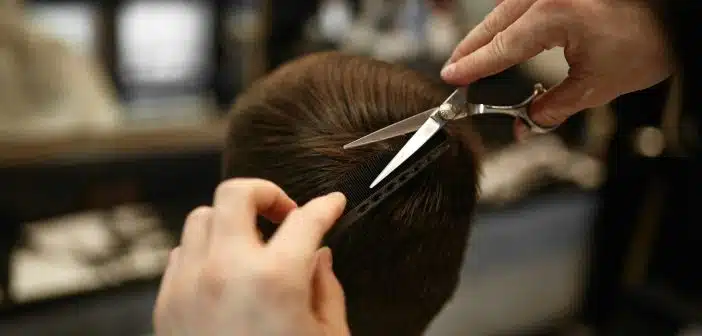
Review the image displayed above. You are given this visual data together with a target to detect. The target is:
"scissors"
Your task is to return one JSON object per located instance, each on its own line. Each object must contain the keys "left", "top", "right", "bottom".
{"left": 343, "top": 83, "right": 556, "bottom": 188}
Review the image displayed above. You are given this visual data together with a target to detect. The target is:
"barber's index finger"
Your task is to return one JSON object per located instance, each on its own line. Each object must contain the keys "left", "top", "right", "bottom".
{"left": 443, "top": 7, "right": 559, "bottom": 86}
{"left": 447, "top": 0, "right": 537, "bottom": 64}
{"left": 211, "top": 178, "right": 297, "bottom": 249}
{"left": 268, "top": 192, "right": 347, "bottom": 256}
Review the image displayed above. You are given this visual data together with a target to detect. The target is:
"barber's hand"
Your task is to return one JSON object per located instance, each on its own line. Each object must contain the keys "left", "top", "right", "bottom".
{"left": 154, "top": 178, "right": 350, "bottom": 336}
{"left": 441, "top": 0, "right": 672, "bottom": 136}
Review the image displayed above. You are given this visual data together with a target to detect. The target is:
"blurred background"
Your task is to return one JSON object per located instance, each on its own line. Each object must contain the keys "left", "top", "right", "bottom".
{"left": 0, "top": 0, "right": 699, "bottom": 335}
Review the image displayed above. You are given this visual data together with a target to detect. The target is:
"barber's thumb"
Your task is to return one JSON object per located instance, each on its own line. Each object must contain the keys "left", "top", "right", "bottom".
{"left": 529, "top": 76, "right": 598, "bottom": 128}
{"left": 313, "top": 248, "right": 348, "bottom": 329}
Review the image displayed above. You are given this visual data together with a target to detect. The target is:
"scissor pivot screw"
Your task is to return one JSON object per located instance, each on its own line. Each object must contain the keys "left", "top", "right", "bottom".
{"left": 438, "top": 104, "right": 459, "bottom": 120}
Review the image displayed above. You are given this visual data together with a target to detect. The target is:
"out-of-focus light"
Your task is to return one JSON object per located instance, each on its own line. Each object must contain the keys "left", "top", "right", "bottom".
{"left": 117, "top": 1, "right": 211, "bottom": 85}
{"left": 27, "top": 3, "right": 97, "bottom": 57}
{"left": 634, "top": 126, "right": 665, "bottom": 158}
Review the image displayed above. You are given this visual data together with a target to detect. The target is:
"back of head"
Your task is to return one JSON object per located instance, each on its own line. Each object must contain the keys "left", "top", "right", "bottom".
{"left": 223, "top": 51, "right": 481, "bottom": 335}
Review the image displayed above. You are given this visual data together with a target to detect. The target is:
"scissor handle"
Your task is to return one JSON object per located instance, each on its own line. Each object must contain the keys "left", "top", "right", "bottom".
{"left": 468, "top": 83, "right": 556, "bottom": 134}
{"left": 516, "top": 83, "right": 555, "bottom": 134}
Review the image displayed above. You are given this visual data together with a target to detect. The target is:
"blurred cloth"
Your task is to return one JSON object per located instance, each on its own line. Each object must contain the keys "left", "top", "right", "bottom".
{"left": 478, "top": 134, "right": 603, "bottom": 205}
{"left": 427, "top": 190, "right": 595, "bottom": 335}
{"left": 0, "top": 5, "right": 121, "bottom": 138}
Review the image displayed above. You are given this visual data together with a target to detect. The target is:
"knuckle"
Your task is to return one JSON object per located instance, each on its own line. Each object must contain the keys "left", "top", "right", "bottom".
{"left": 491, "top": 32, "right": 511, "bottom": 61}
{"left": 181, "top": 207, "right": 212, "bottom": 243}
{"left": 214, "top": 180, "right": 246, "bottom": 201}
{"left": 238, "top": 177, "right": 278, "bottom": 190}
{"left": 299, "top": 199, "right": 333, "bottom": 222}
{"left": 253, "top": 260, "right": 284, "bottom": 286}
{"left": 214, "top": 178, "right": 278, "bottom": 201}
{"left": 536, "top": 0, "right": 571, "bottom": 14}
{"left": 285, "top": 207, "right": 306, "bottom": 222}
{"left": 185, "top": 206, "right": 212, "bottom": 223}
{"left": 198, "top": 258, "right": 231, "bottom": 297}
{"left": 253, "top": 261, "right": 304, "bottom": 300}
{"left": 480, "top": 14, "right": 500, "bottom": 37}
{"left": 286, "top": 207, "right": 328, "bottom": 232}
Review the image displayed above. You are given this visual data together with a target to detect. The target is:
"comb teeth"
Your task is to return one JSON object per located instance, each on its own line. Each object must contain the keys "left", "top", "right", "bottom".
{"left": 335, "top": 151, "right": 396, "bottom": 210}
{"left": 325, "top": 131, "right": 450, "bottom": 243}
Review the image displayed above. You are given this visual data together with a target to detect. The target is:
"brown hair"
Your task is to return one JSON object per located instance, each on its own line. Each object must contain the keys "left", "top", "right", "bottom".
{"left": 223, "top": 51, "right": 481, "bottom": 336}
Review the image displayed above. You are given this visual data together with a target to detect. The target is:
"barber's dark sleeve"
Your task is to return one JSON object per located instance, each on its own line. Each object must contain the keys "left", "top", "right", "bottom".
{"left": 267, "top": 0, "right": 321, "bottom": 70}
{"left": 648, "top": 0, "right": 702, "bottom": 153}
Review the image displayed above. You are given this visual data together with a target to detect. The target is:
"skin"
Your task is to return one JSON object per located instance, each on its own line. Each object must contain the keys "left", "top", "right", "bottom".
{"left": 155, "top": 1, "right": 674, "bottom": 333}
{"left": 153, "top": 178, "right": 350, "bottom": 336}
{"left": 440, "top": 0, "right": 672, "bottom": 138}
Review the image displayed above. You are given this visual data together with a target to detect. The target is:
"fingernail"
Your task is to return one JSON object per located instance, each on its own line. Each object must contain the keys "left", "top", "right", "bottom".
{"left": 441, "top": 63, "right": 456, "bottom": 79}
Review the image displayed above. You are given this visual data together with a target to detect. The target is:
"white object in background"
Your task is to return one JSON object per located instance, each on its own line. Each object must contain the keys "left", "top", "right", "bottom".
{"left": 520, "top": 47, "right": 570, "bottom": 86}
{"left": 340, "top": 22, "right": 377, "bottom": 54}
{"left": 117, "top": 1, "right": 211, "bottom": 85}
{"left": 371, "top": 0, "right": 423, "bottom": 61}
{"left": 478, "top": 135, "right": 567, "bottom": 204}
{"left": 340, "top": 0, "right": 389, "bottom": 55}
{"left": 27, "top": 4, "right": 97, "bottom": 58}
{"left": 397, "top": 0, "right": 426, "bottom": 40}
{"left": 372, "top": 30, "right": 422, "bottom": 62}
{"left": 426, "top": 10, "right": 460, "bottom": 62}
{"left": 0, "top": 9, "right": 121, "bottom": 136}
{"left": 318, "top": 0, "right": 353, "bottom": 43}
{"left": 13, "top": 207, "right": 169, "bottom": 302}
{"left": 478, "top": 135, "right": 604, "bottom": 204}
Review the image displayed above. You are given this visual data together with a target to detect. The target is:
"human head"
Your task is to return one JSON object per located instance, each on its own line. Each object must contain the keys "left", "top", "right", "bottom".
{"left": 223, "top": 51, "right": 481, "bottom": 335}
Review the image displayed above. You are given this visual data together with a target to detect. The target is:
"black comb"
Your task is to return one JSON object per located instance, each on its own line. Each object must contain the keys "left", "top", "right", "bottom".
{"left": 324, "top": 130, "right": 450, "bottom": 243}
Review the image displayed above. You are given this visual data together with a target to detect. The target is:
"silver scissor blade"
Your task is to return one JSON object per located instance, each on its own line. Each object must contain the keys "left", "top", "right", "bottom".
{"left": 369, "top": 117, "right": 445, "bottom": 188}
{"left": 442, "top": 87, "right": 468, "bottom": 110}
{"left": 343, "top": 108, "right": 437, "bottom": 149}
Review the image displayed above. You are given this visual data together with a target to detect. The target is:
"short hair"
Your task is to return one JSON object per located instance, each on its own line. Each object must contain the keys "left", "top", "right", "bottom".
{"left": 223, "top": 51, "right": 481, "bottom": 336}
